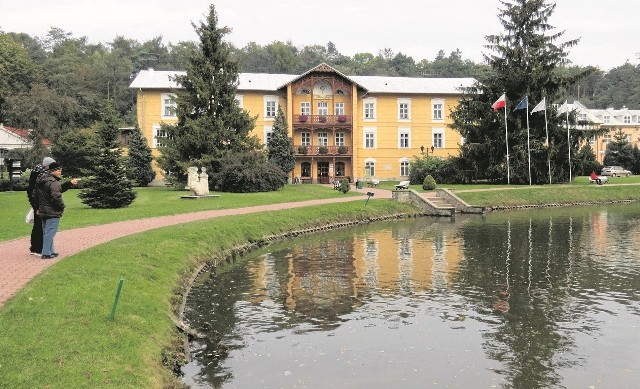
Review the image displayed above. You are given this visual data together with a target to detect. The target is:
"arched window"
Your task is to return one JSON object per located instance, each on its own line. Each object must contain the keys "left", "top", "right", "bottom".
{"left": 335, "top": 162, "right": 345, "bottom": 177}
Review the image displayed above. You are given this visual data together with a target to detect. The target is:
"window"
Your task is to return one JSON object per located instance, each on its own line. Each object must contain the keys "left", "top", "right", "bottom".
{"left": 264, "top": 96, "right": 278, "bottom": 118}
{"left": 301, "top": 162, "right": 311, "bottom": 177}
{"left": 365, "top": 160, "right": 375, "bottom": 177}
{"left": 398, "top": 128, "right": 410, "bottom": 148}
{"left": 604, "top": 134, "right": 612, "bottom": 144}
{"left": 364, "top": 98, "right": 376, "bottom": 120}
{"left": 624, "top": 115, "right": 631, "bottom": 124}
{"left": 578, "top": 113, "right": 587, "bottom": 122}
{"left": 161, "top": 94, "right": 177, "bottom": 118}
{"left": 627, "top": 134, "right": 632, "bottom": 143}
{"left": 318, "top": 101, "right": 328, "bottom": 116}
{"left": 432, "top": 128, "right": 444, "bottom": 148}
{"left": 398, "top": 98, "right": 410, "bottom": 120}
{"left": 301, "top": 132, "right": 311, "bottom": 146}
{"left": 335, "top": 162, "right": 345, "bottom": 177}
{"left": 589, "top": 135, "right": 595, "bottom": 145}
{"left": 153, "top": 125, "right": 168, "bottom": 148}
{"left": 264, "top": 126, "right": 273, "bottom": 147}
{"left": 603, "top": 115, "right": 611, "bottom": 124}
{"left": 335, "top": 102, "right": 345, "bottom": 115}
{"left": 301, "top": 102, "right": 310, "bottom": 115}
{"left": 432, "top": 99, "right": 444, "bottom": 120}
{"left": 335, "top": 132, "right": 345, "bottom": 146}
{"left": 400, "top": 159, "right": 410, "bottom": 176}
{"left": 364, "top": 128, "right": 376, "bottom": 148}
{"left": 318, "top": 132, "right": 328, "bottom": 146}
{"left": 235, "top": 95, "right": 244, "bottom": 108}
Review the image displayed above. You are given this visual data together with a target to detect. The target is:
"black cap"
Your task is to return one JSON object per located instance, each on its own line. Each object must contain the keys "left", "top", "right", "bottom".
{"left": 48, "top": 162, "right": 61, "bottom": 171}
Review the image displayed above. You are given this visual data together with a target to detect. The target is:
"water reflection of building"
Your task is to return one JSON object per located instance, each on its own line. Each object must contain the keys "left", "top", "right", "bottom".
{"left": 247, "top": 222, "right": 465, "bottom": 324}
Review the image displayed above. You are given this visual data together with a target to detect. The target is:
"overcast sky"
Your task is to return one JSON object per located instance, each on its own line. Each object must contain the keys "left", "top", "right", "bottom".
{"left": 1, "top": 0, "right": 638, "bottom": 71}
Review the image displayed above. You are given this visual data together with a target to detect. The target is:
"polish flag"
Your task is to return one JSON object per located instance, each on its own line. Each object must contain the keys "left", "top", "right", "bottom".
{"left": 492, "top": 93, "right": 506, "bottom": 111}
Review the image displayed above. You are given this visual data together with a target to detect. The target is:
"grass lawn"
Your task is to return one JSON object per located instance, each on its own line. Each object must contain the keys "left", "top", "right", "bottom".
{"left": 0, "top": 184, "right": 360, "bottom": 242}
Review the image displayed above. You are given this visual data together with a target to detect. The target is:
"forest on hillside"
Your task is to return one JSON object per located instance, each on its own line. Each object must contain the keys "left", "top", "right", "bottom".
{"left": 1, "top": 28, "right": 639, "bottom": 142}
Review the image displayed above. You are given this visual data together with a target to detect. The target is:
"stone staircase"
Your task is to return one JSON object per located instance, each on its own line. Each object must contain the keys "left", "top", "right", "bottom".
{"left": 392, "top": 188, "right": 485, "bottom": 217}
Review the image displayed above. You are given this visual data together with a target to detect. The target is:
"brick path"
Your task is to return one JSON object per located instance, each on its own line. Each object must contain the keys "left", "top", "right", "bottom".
{"left": 0, "top": 187, "right": 391, "bottom": 307}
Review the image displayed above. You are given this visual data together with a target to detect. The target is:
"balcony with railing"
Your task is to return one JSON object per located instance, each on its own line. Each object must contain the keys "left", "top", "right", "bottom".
{"left": 295, "top": 145, "right": 351, "bottom": 156}
{"left": 295, "top": 114, "right": 351, "bottom": 126}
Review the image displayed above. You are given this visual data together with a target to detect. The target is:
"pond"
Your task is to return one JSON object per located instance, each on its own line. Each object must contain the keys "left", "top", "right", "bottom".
{"left": 181, "top": 204, "right": 640, "bottom": 388}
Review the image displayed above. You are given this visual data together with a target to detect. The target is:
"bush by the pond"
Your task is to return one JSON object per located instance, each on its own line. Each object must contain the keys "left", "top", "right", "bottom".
{"left": 422, "top": 175, "right": 437, "bottom": 190}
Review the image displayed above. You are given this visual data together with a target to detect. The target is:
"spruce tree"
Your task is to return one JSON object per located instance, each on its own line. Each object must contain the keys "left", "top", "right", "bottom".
{"left": 157, "top": 4, "right": 259, "bottom": 187}
{"left": 451, "top": 0, "right": 594, "bottom": 184}
{"left": 125, "top": 126, "right": 155, "bottom": 186}
{"left": 604, "top": 128, "right": 634, "bottom": 168}
{"left": 79, "top": 103, "right": 136, "bottom": 208}
{"left": 267, "top": 105, "right": 295, "bottom": 175}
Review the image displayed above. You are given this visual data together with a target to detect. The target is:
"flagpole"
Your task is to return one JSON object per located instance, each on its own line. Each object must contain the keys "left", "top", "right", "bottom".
{"left": 565, "top": 100, "right": 571, "bottom": 182}
{"left": 504, "top": 106, "right": 510, "bottom": 184}
{"left": 544, "top": 105, "right": 551, "bottom": 184}
{"left": 526, "top": 102, "right": 531, "bottom": 186}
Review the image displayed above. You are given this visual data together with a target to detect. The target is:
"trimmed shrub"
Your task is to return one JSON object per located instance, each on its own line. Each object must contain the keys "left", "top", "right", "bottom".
{"left": 422, "top": 175, "right": 437, "bottom": 190}
{"left": 339, "top": 179, "right": 350, "bottom": 194}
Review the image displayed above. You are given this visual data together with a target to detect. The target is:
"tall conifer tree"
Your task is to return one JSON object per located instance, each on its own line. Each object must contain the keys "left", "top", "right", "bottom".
{"left": 451, "top": 0, "right": 594, "bottom": 184}
{"left": 267, "top": 105, "right": 295, "bottom": 175}
{"left": 157, "top": 4, "right": 259, "bottom": 186}
{"left": 125, "top": 126, "right": 155, "bottom": 186}
{"left": 79, "top": 103, "right": 136, "bottom": 208}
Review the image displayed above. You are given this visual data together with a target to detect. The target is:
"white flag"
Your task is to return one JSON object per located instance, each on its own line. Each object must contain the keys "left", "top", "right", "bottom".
{"left": 531, "top": 97, "right": 546, "bottom": 114}
{"left": 557, "top": 100, "right": 569, "bottom": 114}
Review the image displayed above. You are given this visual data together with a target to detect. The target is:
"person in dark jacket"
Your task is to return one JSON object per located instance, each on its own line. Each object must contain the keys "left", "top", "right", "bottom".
{"left": 33, "top": 162, "right": 66, "bottom": 259}
{"left": 27, "top": 157, "right": 55, "bottom": 255}
{"left": 27, "top": 157, "right": 77, "bottom": 255}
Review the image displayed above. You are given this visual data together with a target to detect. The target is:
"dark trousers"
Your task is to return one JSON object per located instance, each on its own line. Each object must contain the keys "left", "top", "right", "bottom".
{"left": 30, "top": 214, "right": 43, "bottom": 253}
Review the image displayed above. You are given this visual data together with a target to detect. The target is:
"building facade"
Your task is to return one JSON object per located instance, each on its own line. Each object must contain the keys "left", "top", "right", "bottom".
{"left": 566, "top": 101, "right": 640, "bottom": 163}
{"left": 129, "top": 63, "right": 476, "bottom": 183}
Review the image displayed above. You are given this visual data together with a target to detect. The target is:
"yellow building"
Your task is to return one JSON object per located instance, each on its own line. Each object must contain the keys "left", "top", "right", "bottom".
{"left": 129, "top": 63, "right": 475, "bottom": 183}
{"left": 566, "top": 101, "right": 640, "bottom": 164}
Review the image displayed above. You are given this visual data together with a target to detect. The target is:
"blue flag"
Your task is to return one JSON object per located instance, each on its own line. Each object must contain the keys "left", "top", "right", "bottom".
{"left": 513, "top": 96, "right": 528, "bottom": 111}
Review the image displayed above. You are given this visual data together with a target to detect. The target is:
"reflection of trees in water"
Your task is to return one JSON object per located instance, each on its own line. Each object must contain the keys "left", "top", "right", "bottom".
{"left": 457, "top": 206, "right": 640, "bottom": 388}
{"left": 182, "top": 206, "right": 640, "bottom": 388}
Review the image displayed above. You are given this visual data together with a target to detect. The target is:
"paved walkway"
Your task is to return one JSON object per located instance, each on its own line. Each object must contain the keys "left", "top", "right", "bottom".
{"left": 0, "top": 187, "right": 392, "bottom": 307}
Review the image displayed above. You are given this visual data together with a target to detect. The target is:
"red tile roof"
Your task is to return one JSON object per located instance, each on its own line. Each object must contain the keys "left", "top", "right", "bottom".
{"left": 2, "top": 125, "right": 52, "bottom": 145}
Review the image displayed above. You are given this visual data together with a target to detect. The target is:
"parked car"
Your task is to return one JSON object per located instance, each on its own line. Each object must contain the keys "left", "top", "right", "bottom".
{"left": 600, "top": 166, "right": 632, "bottom": 177}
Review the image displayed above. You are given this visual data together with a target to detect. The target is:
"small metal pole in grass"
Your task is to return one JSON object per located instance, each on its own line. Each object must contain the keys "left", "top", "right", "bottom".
{"left": 365, "top": 191, "right": 375, "bottom": 205}
{"left": 110, "top": 277, "right": 125, "bottom": 320}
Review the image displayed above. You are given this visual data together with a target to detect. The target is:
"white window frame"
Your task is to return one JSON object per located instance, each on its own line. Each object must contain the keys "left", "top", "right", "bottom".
{"left": 398, "top": 127, "right": 411, "bottom": 149}
{"left": 363, "top": 98, "right": 377, "bottom": 121}
{"left": 398, "top": 98, "right": 411, "bottom": 121}
{"left": 432, "top": 128, "right": 445, "bottom": 148}
{"left": 264, "top": 96, "right": 278, "bottom": 119}
{"left": 624, "top": 115, "right": 631, "bottom": 124}
{"left": 604, "top": 134, "right": 612, "bottom": 144}
{"left": 335, "top": 132, "right": 345, "bottom": 146}
{"left": 264, "top": 126, "right": 273, "bottom": 147}
{"left": 161, "top": 93, "right": 177, "bottom": 118}
{"left": 318, "top": 132, "right": 329, "bottom": 146}
{"left": 365, "top": 158, "right": 376, "bottom": 177}
{"left": 364, "top": 127, "right": 377, "bottom": 149}
{"left": 589, "top": 135, "right": 595, "bottom": 145}
{"left": 603, "top": 115, "right": 611, "bottom": 124}
{"left": 432, "top": 99, "right": 444, "bottom": 121}
{"left": 152, "top": 124, "right": 167, "bottom": 148}
{"left": 335, "top": 102, "right": 345, "bottom": 116}
{"left": 235, "top": 94, "right": 244, "bottom": 108}
{"left": 301, "top": 132, "right": 311, "bottom": 146}
{"left": 317, "top": 101, "right": 328, "bottom": 116}
{"left": 301, "top": 102, "right": 310, "bottom": 115}
{"left": 400, "top": 158, "right": 410, "bottom": 177}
